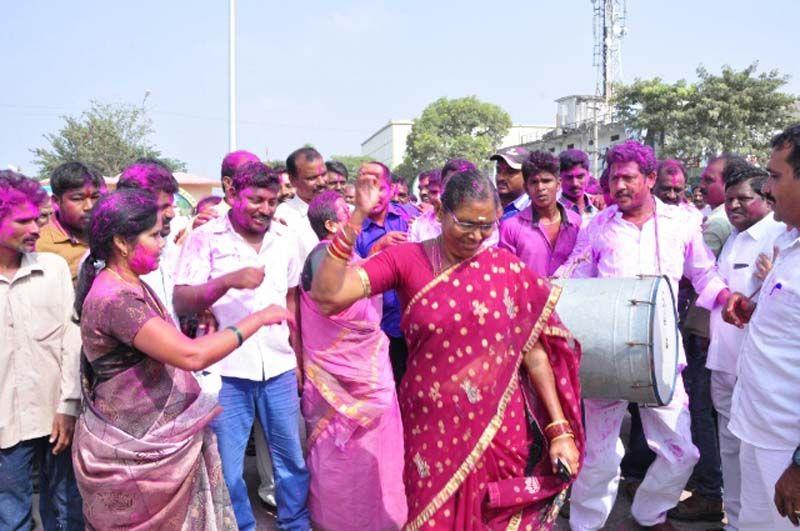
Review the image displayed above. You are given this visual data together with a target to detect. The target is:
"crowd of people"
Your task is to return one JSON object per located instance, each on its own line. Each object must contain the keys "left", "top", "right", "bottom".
{"left": 1, "top": 122, "right": 799, "bottom": 531}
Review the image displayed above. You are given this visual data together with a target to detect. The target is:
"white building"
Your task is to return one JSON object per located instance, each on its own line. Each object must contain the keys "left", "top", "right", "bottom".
{"left": 361, "top": 120, "right": 554, "bottom": 169}
{"left": 519, "top": 95, "right": 627, "bottom": 174}
{"left": 360, "top": 120, "right": 414, "bottom": 168}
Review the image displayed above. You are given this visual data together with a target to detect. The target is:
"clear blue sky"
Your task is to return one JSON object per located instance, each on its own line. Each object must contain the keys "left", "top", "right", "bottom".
{"left": 2, "top": 0, "right": 798, "bottom": 178}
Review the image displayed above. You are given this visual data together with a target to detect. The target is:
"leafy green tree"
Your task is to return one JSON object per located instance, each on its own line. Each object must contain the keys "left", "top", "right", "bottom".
{"left": 328, "top": 155, "right": 371, "bottom": 181}
{"left": 614, "top": 63, "right": 796, "bottom": 167}
{"left": 398, "top": 96, "right": 512, "bottom": 178}
{"left": 31, "top": 100, "right": 186, "bottom": 178}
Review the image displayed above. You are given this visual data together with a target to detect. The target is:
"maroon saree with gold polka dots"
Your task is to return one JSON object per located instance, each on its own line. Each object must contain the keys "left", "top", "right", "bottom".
{"left": 398, "top": 247, "right": 584, "bottom": 530}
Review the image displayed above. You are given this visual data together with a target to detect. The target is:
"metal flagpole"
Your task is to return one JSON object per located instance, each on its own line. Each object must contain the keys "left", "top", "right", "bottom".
{"left": 228, "top": 0, "right": 237, "bottom": 151}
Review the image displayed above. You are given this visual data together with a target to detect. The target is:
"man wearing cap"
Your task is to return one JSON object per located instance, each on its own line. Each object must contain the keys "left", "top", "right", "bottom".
{"left": 491, "top": 147, "right": 531, "bottom": 220}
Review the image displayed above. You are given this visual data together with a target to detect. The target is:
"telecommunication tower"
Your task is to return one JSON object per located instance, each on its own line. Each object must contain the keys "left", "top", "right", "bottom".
{"left": 592, "top": 0, "right": 627, "bottom": 102}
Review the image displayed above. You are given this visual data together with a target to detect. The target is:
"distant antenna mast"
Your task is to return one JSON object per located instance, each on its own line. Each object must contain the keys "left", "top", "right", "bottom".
{"left": 592, "top": 0, "right": 627, "bottom": 101}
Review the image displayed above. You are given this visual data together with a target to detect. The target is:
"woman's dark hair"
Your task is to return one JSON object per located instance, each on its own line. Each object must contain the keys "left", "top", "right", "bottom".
{"left": 308, "top": 190, "right": 342, "bottom": 239}
{"left": 522, "top": 151, "right": 560, "bottom": 182}
{"left": 441, "top": 168, "right": 500, "bottom": 213}
{"left": 441, "top": 158, "right": 476, "bottom": 181}
{"left": 74, "top": 189, "right": 159, "bottom": 318}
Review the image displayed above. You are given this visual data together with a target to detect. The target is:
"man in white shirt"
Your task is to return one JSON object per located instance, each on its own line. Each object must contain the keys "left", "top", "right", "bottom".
{"left": 704, "top": 164, "right": 785, "bottom": 530}
{"left": 564, "top": 140, "right": 729, "bottom": 531}
{"left": 725, "top": 124, "right": 800, "bottom": 529}
{"left": 174, "top": 161, "right": 309, "bottom": 531}
{"left": 275, "top": 147, "right": 328, "bottom": 261}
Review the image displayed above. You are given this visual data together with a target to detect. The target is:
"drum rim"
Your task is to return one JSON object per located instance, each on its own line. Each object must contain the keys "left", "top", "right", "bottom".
{"left": 647, "top": 275, "right": 679, "bottom": 406}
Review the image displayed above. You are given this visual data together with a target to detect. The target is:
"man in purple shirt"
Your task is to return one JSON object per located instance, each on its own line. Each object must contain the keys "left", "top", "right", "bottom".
{"left": 499, "top": 151, "right": 581, "bottom": 276}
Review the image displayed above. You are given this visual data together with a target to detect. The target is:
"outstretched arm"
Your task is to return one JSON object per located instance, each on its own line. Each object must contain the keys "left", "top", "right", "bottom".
{"left": 133, "top": 304, "right": 294, "bottom": 371}
{"left": 311, "top": 170, "right": 382, "bottom": 315}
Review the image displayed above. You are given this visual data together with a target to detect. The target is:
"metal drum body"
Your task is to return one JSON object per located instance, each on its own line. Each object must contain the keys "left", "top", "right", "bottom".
{"left": 552, "top": 276, "right": 679, "bottom": 406}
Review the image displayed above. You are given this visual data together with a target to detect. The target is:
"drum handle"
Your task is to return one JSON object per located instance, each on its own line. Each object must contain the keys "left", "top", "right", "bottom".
{"left": 629, "top": 299, "right": 655, "bottom": 306}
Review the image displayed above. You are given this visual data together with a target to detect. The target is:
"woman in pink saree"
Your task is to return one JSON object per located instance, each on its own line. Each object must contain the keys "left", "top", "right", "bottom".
{"left": 300, "top": 191, "right": 407, "bottom": 529}
{"left": 312, "top": 165, "right": 584, "bottom": 530}
{"left": 72, "top": 189, "right": 293, "bottom": 529}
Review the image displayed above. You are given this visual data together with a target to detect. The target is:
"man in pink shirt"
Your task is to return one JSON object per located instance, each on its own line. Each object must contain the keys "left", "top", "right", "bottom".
{"left": 499, "top": 150, "right": 582, "bottom": 276}
{"left": 563, "top": 141, "right": 729, "bottom": 531}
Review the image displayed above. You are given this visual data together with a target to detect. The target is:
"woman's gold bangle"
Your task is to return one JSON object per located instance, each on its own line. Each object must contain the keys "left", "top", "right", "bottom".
{"left": 544, "top": 419, "right": 570, "bottom": 431}
{"left": 550, "top": 433, "right": 575, "bottom": 443}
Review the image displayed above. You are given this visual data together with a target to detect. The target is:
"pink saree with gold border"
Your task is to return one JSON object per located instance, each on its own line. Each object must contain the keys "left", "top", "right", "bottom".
{"left": 398, "top": 247, "right": 584, "bottom": 530}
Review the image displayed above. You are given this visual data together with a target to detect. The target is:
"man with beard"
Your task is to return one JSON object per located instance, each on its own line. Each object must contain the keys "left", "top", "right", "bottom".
{"left": 0, "top": 171, "right": 83, "bottom": 530}
{"left": 276, "top": 147, "right": 328, "bottom": 261}
{"left": 37, "top": 161, "right": 106, "bottom": 281}
{"left": 702, "top": 164, "right": 785, "bottom": 530}
{"left": 559, "top": 149, "right": 600, "bottom": 225}
{"left": 174, "top": 161, "right": 310, "bottom": 530}
{"left": 499, "top": 150, "right": 582, "bottom": 276}
{"left": 490, "top": 146, "right": 531, "bottom": 220}
{"left": 354, "top": 161, "right": 412, "bottom": 384}
{"left": 563, "top": 141, "right": 728, "bottom": 531}
{"left": 117, "top": 159, "right": 180, "bottom": 322}
{"left": 325, "top": 160, "right": 348, "bottom": 195}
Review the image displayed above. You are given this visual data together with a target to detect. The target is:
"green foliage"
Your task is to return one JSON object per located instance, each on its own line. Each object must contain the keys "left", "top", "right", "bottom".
{"left": 329, "top": 155, "right": 371, "bottom": 181}
{"left": 399, "top": 96, "right": 512, "bottom": 178}
{"left": 31, "top": 100, "right": 187, "bottom": 179}
{"left": 614, "top": 63, "right": 797, "bottom": 167}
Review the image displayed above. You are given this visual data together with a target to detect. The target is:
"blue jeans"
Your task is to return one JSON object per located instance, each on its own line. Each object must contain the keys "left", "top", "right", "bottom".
{"left": 683, "top": 333, "right": 723, "bottom": 500}
{"left": 0, "top": 436, "right": 84, "bottom": 530}
{"left": 211, "top": 371, "right": 310, "bottom": 531}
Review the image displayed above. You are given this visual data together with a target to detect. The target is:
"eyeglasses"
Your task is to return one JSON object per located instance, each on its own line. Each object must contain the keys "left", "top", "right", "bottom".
{"left": 445, "top": 209, "right": 497, "bottom": 233}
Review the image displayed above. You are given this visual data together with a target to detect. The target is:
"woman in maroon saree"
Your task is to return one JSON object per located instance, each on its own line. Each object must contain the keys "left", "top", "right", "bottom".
{"left": 72, "top": 189, "right": 294, "bottom": 529}
{"left": 311, "top": 164, "right": 583, "bottom": 530}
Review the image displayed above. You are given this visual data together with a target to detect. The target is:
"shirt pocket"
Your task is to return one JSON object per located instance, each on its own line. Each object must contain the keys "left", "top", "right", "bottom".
{"left": 22, "top": 283, "right": 65, "bottom": 346}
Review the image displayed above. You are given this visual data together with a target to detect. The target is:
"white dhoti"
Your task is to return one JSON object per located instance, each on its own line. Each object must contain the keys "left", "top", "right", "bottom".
{"left": 570, "top": 377, "right": 699, "bottom": 530}
{"left": 710, "top": 370, "right": 741, "bottom": 530}
{"left": 738, "top": 442, "right": 796, "bottom": 530}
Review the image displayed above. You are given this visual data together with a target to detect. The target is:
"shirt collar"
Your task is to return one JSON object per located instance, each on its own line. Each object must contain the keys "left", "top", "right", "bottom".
{"left": 503, "top": 193, "right": 531, "bottom": 215}
{"left": 364, "top": 203, "right": 406, "bottom": 229}
{"left": 288, "top": 194, "right": 310, "bottom": 216}
{"left": 518, "top": 202, "right": 578, "bottom": 227}
{"left": 559, "top": 192, "right": 597, "bottom": 214}
{"left": 42, "top": 216, "right": 78, "bottom": 244}
{"left": 0, "top": 253, "right": 44, "bottom": 283}
{"left": 742, "top": 212, "right": 778, "bottom": 241}
{"left": 210, "top": 211, "right": 279, "bottom": 243}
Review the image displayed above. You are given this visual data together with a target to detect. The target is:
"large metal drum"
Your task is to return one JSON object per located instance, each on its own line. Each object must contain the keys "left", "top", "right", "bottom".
{"left": 552, "top": 276, "right": 679, "bottom": 406}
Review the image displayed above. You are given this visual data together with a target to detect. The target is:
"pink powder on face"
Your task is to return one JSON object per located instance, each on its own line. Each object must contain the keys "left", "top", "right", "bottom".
{"left": 128, "top": 239, "right": 161, "bottom": 275}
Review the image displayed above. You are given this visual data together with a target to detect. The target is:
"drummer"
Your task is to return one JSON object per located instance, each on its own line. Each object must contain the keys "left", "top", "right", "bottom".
{"left": 559, "top": 140, "right": 729, "bottom": 531}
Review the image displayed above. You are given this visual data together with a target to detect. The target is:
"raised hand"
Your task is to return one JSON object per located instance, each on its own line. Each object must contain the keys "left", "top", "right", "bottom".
{"left": 355, "top": 166, "right": 382, "bottom": 216}
{"left": 755, "top": 245, "right": 779, "bottom": 281}
{"left": 225, "top": 266, "right": 266, "bottom": 290}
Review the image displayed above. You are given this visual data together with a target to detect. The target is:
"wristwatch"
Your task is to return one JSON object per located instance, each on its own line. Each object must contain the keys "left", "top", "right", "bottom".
{"left": 793, "top": 445, "right": 800, "bottom": 467}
